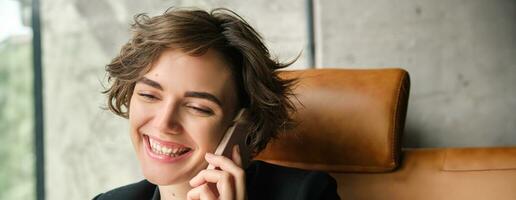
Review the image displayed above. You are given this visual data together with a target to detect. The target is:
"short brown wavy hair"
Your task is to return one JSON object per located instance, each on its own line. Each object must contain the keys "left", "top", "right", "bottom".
{"left": 104, "top": 8, "right": 298, "bottom": 155}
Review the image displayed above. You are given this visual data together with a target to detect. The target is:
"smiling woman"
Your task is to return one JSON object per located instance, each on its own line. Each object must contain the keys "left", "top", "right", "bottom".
{"left": 129, "top": 49, "right": 240, "bottom": 188}
{"left": 94, "top": 7, "right": 339, "bottom": 200}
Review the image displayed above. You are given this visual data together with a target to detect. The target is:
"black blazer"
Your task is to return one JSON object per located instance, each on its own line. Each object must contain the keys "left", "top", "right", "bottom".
{"left": 93, "top": 160, "right": 340, "bottom": 200}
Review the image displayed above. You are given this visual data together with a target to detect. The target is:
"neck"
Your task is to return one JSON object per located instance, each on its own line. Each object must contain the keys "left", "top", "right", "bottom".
{"left": 158, "top": 181, "right": 192, "bottom": 200}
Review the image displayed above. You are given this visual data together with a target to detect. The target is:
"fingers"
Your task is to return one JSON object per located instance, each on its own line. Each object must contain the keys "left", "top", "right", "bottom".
{"left": 203, "top": 149, "right": 246, "bottom": 200}
{"left": 188, "top": 148, "right": 247, "bottom": 200}
{"left": 187, "top": 183, "right": 217, "bottom": 200}
{"left": 189, "top": 169, "right": 234, "bottom": 200}
{"left": 204, "top": 150, "right": 245, "bottom": 179}
{"left": 189, "top": 169, "right": 233, "bottom": 189}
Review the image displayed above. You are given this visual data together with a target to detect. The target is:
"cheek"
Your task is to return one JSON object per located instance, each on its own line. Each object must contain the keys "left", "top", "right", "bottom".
{"left": 186, "top": 119, "right": 225, "bottom": 152}
{"left": 129, "top": 99, "right": 141, "bottom": 128}
{"left": 128, "top": 97, "right": 151, "bottom": 136}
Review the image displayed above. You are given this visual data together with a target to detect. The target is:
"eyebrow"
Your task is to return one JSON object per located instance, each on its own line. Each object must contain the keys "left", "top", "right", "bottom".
{"left": 184, "top": 91, "right": 223, "bottom": 107}
{"left": 139, "top": 77, "right": 163, "bottom": 90}
{"left": 138, "top": 77, "right": 223, "bottom": 107}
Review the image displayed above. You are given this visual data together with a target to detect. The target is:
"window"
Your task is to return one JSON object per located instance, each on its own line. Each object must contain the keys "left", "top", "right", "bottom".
{"left": 0, "top": 0, "right": 37, "bottom": 199}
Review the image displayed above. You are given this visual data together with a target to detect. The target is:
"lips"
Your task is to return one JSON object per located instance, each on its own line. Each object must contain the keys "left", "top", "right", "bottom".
{"left": 143, "top": 134, "right": 193, "bottom": 163}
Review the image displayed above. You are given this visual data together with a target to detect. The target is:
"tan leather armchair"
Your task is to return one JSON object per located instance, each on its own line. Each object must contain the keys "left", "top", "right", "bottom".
{"left": 256, "top": 69, "right": 516, "bottom": 200}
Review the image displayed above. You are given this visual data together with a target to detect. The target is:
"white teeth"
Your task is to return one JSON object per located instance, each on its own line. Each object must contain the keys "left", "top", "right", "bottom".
{"left": 148, "top": 137, "right": 190, "bottom": 157}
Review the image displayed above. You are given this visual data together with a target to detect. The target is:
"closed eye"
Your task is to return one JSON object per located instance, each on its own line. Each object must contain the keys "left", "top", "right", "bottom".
{"left": 138, "top": 93, "right": 159, "bottom": 101}
{"left": 186, "top": 105, "right": 213, "bottom": 115}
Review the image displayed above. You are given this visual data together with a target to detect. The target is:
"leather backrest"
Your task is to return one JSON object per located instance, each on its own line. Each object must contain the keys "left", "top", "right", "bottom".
{"left": 256, "top": 68, "right": 410, "bottom": 172}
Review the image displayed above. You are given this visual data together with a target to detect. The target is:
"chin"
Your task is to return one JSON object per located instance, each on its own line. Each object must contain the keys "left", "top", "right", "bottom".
{"left": 141, "top": 163, "right": 191, "bottom": 185}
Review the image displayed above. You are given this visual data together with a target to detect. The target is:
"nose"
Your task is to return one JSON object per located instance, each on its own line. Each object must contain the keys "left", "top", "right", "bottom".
{"left": 153, "top": 101, "right": 183, "bottom": 134}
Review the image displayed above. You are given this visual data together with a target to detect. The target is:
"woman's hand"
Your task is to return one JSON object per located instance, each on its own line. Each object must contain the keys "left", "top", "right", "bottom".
{"left": 187, "top": 145, "right": 246, "bottom": 200}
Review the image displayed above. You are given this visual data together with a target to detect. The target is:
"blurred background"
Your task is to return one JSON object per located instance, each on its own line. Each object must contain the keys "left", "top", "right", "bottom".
{"left": 1, "top": 0, "right": 515, "bottom": 199}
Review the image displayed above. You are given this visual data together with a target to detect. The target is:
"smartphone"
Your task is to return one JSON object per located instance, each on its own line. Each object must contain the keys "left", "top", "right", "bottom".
{"left": 207, "top": 108, "right": 251, "bottom": 169}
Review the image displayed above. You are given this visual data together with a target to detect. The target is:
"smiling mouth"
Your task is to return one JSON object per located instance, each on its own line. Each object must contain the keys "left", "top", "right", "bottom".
{"left": 144, "top": 134, "right": 193, "bottom": 158}
{"left": 149, "top": 137, "right": 192, "bottom": 157}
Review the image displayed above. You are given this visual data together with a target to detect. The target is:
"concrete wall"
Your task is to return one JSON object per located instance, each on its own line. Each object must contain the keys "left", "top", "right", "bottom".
{"left": 41, "top": 0, "right": 308, "bottom": 199}
{"left": 315, "top": 0, "right": 516, "bottom": 147}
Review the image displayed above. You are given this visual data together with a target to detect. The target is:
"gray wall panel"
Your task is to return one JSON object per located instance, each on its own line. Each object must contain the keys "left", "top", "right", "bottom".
{"left": 316, "top": 0, "right": 516, "bottom": 147}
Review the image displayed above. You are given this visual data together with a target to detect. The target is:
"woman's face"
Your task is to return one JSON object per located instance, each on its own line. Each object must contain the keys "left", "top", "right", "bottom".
{"left": 128, "top": 48, "right": 239, "bottom": 185}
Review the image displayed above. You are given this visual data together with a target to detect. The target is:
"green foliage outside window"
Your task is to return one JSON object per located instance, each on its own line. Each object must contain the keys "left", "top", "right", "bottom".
{"left": 0, "top": 38, "right": 35, "bottom": 200}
